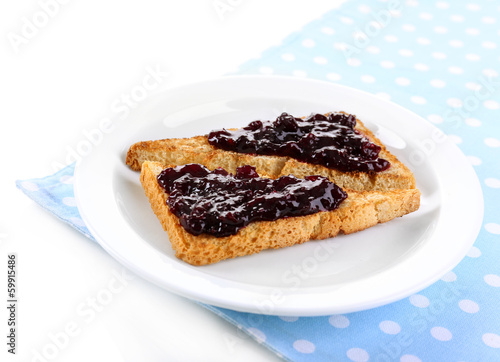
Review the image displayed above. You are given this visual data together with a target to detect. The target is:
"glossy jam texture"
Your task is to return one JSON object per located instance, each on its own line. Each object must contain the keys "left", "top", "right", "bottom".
{"left": 157, "top": 164, "right": 348, "bottom": 237}
{"left": 208, "top": 112, "right": 390, "bottom": 173}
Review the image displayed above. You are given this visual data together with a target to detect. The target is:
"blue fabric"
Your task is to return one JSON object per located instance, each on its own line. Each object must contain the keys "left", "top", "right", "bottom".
{"left": 15, "top": 164, "right": 93, "bottom": 240}
{"left": 17, "top": 1, "right": 500, "bottom": 361}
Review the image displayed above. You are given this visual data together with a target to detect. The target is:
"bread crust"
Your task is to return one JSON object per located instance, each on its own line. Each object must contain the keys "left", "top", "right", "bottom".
{"left": 140, "top": 161, "right": 421, "bottom": 266}
{"left": 127, "top": 115, "right": 416, "bottom": 191}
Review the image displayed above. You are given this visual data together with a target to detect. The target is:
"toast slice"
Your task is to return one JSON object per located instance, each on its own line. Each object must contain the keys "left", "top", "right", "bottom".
{"left": 127, "top": 113, "right": 416, "bottom": 191}
{"left": 140, "top": 161, "right": 421, "bottom": 266}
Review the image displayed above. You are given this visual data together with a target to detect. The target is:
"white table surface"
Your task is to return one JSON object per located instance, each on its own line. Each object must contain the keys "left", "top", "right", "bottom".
{"left": 1, "top": 1, "right": 345, "bottom": 361}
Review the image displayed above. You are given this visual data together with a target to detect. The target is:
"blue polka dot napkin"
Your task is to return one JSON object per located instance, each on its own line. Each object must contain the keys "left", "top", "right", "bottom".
{"left": 16, "top": 164, "right": 93, "bottom": 240}
{"left": 17, "top": 0, "right": 500, "bottom": 361}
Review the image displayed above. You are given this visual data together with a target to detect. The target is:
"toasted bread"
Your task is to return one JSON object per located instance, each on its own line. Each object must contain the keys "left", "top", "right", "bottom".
{"left": 140, "top": 161, "right": 421, "bottom": 266}
{"left": 127, "top": 114, "right": 416, "bottom": 191}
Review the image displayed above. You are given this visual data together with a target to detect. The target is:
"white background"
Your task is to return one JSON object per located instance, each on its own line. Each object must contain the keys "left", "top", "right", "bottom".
{"left": 1, "top": 0, "right": 345, "bottom": 361}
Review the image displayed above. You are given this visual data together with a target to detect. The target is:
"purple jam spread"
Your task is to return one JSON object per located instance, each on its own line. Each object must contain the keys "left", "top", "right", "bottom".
{"left": 207, "top": 112, "right": 390, "bottom": 173}
{"left": 157, "top": 164, "right": 348, "bottom": 237}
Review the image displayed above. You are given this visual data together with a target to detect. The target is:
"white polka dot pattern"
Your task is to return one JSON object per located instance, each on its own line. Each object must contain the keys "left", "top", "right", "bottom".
{"left": 247, "top": 327, "right": 266, "bottom": 343}
{"left": 281, "top": 53, "right": 295, "bottom": 62}
{"left": 401, "top": 355, "right": 422, "bottom": 362}
{"left": 62, "top": 197, "right": 77, "bottom": 207}
{"left": 467, "top": 246, "right": 481, "bottom": 258}
{"left": 482, "top": 333, "right": 500, "bottom": 348}
{"left": 409, "top": 294, "right": 430, "bottom": 308}
{"left": 484, "top": 138, "right": 500, "bottom": 147}
{"left": 485, "top": 223, "right": 500, "bottom": 235}
{"left": 279, "top": 316, "right": 299, "bottom": 322}
{"left": 59, "top": 175, "right": 74, "bottom": 184}
{"left": 431, "top": 327, "right": 453, "bottom": 341}
{"left": 441, "top": 271, "right": 457, "bottom": 282}
{"left": 293, "top": 339, "right": 315, "bottom": 353}
{"left": 379, "top": 320, "right": 401, "bottom": 335}
{"left": 459, "top": 300, "right": 480, "bottom": 314}
{"left": 485, "top": 178, "right": 500, "bottom": 188}
{"left": 21, "top": 181, "right": 39, "bottom": 191}
{"left": 70, "top": 217, "right": 86, "bottom": 227}
{"left": 346, "top": 348, "right": 369, "bottom": 362}
{"left": 484, "top": 274, "right": 500, "bottom": 287}
{"left": 329, "top": 315, "right": 350, "bottom": 328}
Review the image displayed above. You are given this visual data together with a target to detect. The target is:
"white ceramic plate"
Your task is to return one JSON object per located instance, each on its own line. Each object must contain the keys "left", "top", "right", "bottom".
{"left": 74, "top": 75, "right": 483, "bottom": 316}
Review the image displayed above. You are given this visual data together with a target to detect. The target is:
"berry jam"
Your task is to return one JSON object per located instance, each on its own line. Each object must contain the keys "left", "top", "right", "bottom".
{"left": 207, "top": 112, "right": 390, "bottom": 173}
{"left": 157, "top": 164, "right": 348, "bottom": 237}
